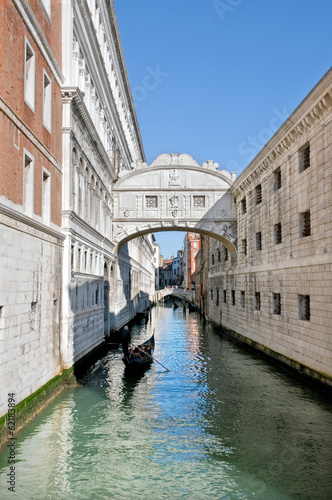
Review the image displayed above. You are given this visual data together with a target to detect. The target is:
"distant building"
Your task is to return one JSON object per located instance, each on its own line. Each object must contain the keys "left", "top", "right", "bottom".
{"left": 172, "top": 249, "right": 184, "bottom": 285}
{"left": 162, "top": 258, "right": 173, "bottom": 287}
{"left": 152, "top": 240, "right": 162, "bottom": 289}
{"left": 183, "top": 233, "right": 201, "bottom": 290}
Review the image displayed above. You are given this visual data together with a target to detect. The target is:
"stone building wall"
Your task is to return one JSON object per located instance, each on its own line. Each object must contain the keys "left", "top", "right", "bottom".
{"left": 0, "top": 0, "right": 64, "bottom": 417}
{"left": 204, "top": 68, "right": 332, "bottom": 387}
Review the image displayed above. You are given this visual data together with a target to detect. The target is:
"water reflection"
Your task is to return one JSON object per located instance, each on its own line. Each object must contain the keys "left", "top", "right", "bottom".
{"left": 0, "top": 306, "right": 332, "bottom": 499}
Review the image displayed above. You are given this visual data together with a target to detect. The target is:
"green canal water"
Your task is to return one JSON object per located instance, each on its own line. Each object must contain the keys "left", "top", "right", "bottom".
{"left": 1, "top": 305, "right": 332, "bottom": 499}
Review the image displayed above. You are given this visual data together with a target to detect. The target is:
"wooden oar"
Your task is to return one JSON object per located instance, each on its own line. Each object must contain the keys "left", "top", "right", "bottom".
{"left": 132, "top": 343, "right": 170, "bottom": 372}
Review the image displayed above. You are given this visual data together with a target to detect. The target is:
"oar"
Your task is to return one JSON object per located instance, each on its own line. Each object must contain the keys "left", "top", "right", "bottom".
{"left": 132, "top": 343, "right": 170, "bottom": 372}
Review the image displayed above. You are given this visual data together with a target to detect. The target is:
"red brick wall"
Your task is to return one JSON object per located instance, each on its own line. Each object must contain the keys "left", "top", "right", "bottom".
{"left": 0, "top": 1, "right": 62, "bottom": 226}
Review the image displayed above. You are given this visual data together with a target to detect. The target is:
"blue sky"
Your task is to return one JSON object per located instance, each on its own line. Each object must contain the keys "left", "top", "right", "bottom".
{"left": 114, "top": 0, "right": 332, "bottom": 258}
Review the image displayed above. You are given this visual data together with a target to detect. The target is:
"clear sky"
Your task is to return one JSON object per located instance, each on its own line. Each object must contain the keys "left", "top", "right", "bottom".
{"left": 114, "top": 0, "right": 332, "bottom": 259}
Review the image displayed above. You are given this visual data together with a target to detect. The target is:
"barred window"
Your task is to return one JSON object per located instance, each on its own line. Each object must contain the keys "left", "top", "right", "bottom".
{"left": 254, "top": 292, "right": 261, "bottom": 311}
{"left": 193, "top": 195, "right": 205, "bottom": 208}
{"left": 274, "top": 223, "right": 282, "bottom": 245}
{"left": 240, "top": 291, "right": 245, "bottom": 308}
{"left": 241, "top": 197, "right": 247, "bottom": 214}
{"left": 300, "top": 210, "right": 311, "bottom": 237}
{"left": 242, "top": 239, "right": 247, "bottom": 255}
{"left": 232, "top": 290, "right": 235, "bottom": 305}
{"left": 224, "top": 247, "right": 229, "bottom": 261}
{"left": 299, "top": 144, "right": 310, "bottom": 172}
{"left": 210, "top": 289, "right": 213, "bottom": 300}
{"left": 223, "top": 290, "right": 227, "bottom": 303}
{"left": 216, "top": 289, "right": 219, "bottom": 306}
{"left": 145, "top": 196, "right": 158, "bottom": 208}
{"left": 273, "top": 293, "right": 281, "bottom": 315}
{"left": 298, "top": 295, "right": 310, "bottom": 321}
{"left": 211, "top": 253, "right": 214, "bottom": 265}
{"left": 256, "top": 232, "right": 262, "bottom": 251}
{"left": 274, "top": 167, "right": 282, "bottom": 191}
{"left": 218, "top": 249, "right": 221, "bottom": 262}
{"left": 255, "top": 184, "right": 262, "bottom": 205}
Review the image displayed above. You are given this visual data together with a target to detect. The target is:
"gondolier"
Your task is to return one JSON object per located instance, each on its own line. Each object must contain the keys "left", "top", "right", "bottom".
{"left": 120, "top": 325, "right": 131, "bottom": 358}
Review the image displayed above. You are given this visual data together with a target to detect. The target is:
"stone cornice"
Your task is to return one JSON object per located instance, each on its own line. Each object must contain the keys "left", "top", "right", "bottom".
{"left": 12, "top": 0, "right": 64, "bottom": 86}
{"left": 0, "top": 97, "right": 63, "bottom": 173}
{"left": 0, "top": 201, "right": 65, "bottom": 243}
{"left": 232, "top": 69, "right": 332, "bottom": 199}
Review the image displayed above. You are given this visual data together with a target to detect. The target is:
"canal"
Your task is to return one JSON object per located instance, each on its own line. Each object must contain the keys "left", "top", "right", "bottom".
{"left": 1, "top": 305, "right": 332, "bottom": 499}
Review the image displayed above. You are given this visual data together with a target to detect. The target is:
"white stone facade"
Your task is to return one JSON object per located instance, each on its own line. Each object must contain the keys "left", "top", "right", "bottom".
{"left": 205, "top": 68, "right": 332, "bottom": 386}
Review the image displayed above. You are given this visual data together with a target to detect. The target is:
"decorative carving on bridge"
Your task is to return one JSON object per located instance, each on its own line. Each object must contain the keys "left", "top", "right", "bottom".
{"left": 169, "top": 195, "right": 179, "bottom": 208}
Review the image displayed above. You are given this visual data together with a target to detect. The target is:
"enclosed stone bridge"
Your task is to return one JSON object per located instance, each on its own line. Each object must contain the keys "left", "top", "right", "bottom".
{"left": 112, "top": 154, "right": 237, "bottom": 251}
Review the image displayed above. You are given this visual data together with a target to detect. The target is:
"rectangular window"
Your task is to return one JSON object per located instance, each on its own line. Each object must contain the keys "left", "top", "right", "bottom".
{"left": 193, "top": 195, "right": 205, "bottom": 208}
{"left": 23, "top": 150, "right": 34, "bottom": 216}
{"left": 224, "top": 247, "right": 228, "bottom": 261}
{"left": 218, "top": 249, "right": 221, "bottom": 262}
{"left": 42, "top": 168, "right": 51, "bottom": 224}
{"left": 273, "top": 293, "right": 281, "bottom": 315}
{"left": 256, "top": 232, "right": 262, "bottom": 251}
{"left": 145, "top": 196, "right": 158, "bottom": 208}
{"left": 223, "top": 290, "right": 227, "bottom": 303}
{"left": 232, "top": 290, "right": 235, "bottom": 306}
{"left": 240, "top": 291, "right": 245, "bottom": 308}
{"left": 241, "top": 197, "right": 247, "bottom": 214}
{"left": 300, "top": 210, "right": 311, "bottom": 237}
{"left": 212, "top": 254, "right": 215, "bottom": 265}
{"left": 242, "top": 239, "right": 247, "bottom": 255}
{"left": 254, "top": 292, "right": 261, "bottom": 311}
{"left": 25, "top": 38, "right": 35, "bottom": 111}
{"left": 274, "top": 167, "right": 282, "bottom": 191}
{"left": 216, "top": 289, "right": 219, "bottom": 306}
{"left": 210, "top": 289, "right": 213, "bottom": 300}
{"left": 255, "top": 184, "right": 262, "bottom": 205}
{"left": 274, "top": 223, "right": 282, "bottom": 245}
{"left": 298, "top": 295, "right": 310, "bottom": 321}
{"left": 31, "top": 301, "right": 37, "bottom": 330}
{"left": 43, "top": 70, "right": 52, "bottom": 131}
{"left": 299, "top": 143, "right": 310, "bottom": 172}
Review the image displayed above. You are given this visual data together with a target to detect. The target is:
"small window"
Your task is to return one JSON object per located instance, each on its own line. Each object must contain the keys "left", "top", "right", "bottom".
{"left": 300, "top": 210, "right": 311, "bottom": 237}
{"left": 224, "top": 247, "right": 228, "bottom": 261}
{"left": 43, "top": 70, "right": 52, "bottom": 131}
{"left": 232, "top": 290, "right": 235, "bottom": 306}
{"left": 273, "top": 293, "right": 281, "bottom": 315}
{"left": 255, "top": 184, "right": 262, "bottom": 205}
{"left": 241, "top": 197, "right": 247, "bottom": 214}
{"left": 216, "top": 289, "right": 219, "bottom": 306}
{"left": 298, "top": 295, "right": 310, "bottom": 321}
{"left": 299, "top": 144, "right": 310, "bottom": 172}
{"left": 274, "top": 167, "right": 282, "bottom": 191}
{"left": 25, "top": 38, "right": 35, "bottom": 111}
{"left": 223, "top": 290, "right": 227, "bottom": 304}
{"left": 210, "top": 289, "right": 213, "bottom": 300}
{"left": 254, "top": 292, "right": 261, "bottom": 311}
{"left": 145, "top": 196, "right": 158, "bottom": 208}
{"left": 212, "top": 254, "right": 215, "bottom": 265}
{"left": 256, "top": 232, "right": 262, "bottom": 251}
{"left": 218, "top": 249, "right": 221, "bottom": 262}
{"left": 240, "top": 291, "right": 245, "bottom": 308}
{"left": 242, "top": 239, "right": 247, "bottom": 255}
{"left": 274, "top": 223, "right": 282, "bottom": 245}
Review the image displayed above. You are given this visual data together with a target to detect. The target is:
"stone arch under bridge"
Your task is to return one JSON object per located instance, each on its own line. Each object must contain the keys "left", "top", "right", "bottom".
{"left": 112, "top": 153, "right": 238, "bottom": 252}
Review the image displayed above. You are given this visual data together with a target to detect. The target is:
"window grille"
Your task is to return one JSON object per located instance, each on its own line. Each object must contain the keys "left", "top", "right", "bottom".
{"left": 224, "top": 247, "right": 229, "bottom": 261}
{"left": 256, "top": 232, "right": 262, "bottom": 251}
{"left": 300, "top": 210, "right": 311, "bottom": 237}
{"left": 274, "top": 223, "right": 282, "bottom": 245}
{"left": 254, "top": 292, "right": 261, "bottom": 310}
{"left": 299, "top": 144, "right": 310, "bottom": 172}
{"left": 273, "top": 293, "right": 281, "bottom": 315}
{"left": 298, "top": 295, "right": 310, "bottom": 321}
{"left": 145, "top": 196, "right": 158, "bottom": 208}
{"left": 255, "top": 184, "right": 262, "bottom": 205}
{"left": 242, "top": 239, "right": 247, "bottom": 255}
{"left": 274, "top": 167, "right": 282, "bottom": 191}
{"left": 193, "top": 195, "right": 205, "bottom": 208}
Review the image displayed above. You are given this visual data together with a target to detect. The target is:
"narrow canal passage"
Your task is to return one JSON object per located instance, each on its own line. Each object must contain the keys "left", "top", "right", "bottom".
{"left": 1, "top": 306, "right": 332, "bottom": 499}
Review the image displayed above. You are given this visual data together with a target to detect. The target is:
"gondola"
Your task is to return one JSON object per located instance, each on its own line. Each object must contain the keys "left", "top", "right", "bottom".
{"left": 122, "top": 334, "right": 155, "bottom": 373}
{"left": 188, "top": 303, "right": 197, "bottom": 312}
